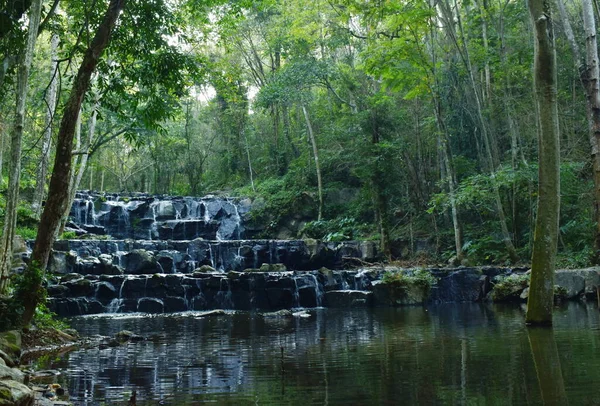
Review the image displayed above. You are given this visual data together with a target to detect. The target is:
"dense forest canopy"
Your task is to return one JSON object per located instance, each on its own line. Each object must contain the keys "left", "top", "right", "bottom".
{"left": 0, "top": 0, "right": 595, "bottom": 267}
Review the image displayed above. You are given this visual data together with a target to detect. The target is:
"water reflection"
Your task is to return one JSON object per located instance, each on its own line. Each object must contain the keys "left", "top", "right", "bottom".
{"left": 37, "top": 303, "right": 600, "bottom": 405}
{"left": 527, "top": 327, "right": 568, "bottom": 405}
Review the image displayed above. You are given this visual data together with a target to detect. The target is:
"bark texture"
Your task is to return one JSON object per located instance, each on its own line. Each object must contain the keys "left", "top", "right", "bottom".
{"left": 525, "top": 0, "right": 560, "bottom": 326}
{"left": 23, "top": 0, "right": 127, "bottom": 324}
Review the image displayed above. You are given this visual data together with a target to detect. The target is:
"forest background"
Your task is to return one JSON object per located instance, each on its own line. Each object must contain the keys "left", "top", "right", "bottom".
{"left": 0, "top": 0, "right": 596, "bottom": 269}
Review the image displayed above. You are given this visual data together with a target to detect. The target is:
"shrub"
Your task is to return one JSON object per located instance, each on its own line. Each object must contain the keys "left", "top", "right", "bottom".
{"left": 381, "top": 269, "right": 437, "bottom": 294}
{"left": 490, "top": 273, "right": 530, "bottom": 301}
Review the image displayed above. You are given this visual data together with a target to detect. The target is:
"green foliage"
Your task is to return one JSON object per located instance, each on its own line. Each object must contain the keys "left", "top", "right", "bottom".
{"left": 15, "top": 226, "right": 37, "bottom": 240}
{"left": 461, "top": 236, "right": 512, "bottom": 265}
{"left": 59, "top": 231, "right": 78, "bottom": 240}
{"left": 33, "top": 302, "right": 69, "bottom": 330}
{"left": 302, "top": 217, "right": 370, "bottom": 242}
{"left": 555, "top": 247, "right": 594, "bottom": 269}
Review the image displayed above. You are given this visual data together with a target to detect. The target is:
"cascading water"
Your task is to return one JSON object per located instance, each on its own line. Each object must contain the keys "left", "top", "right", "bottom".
{"left": 48, "top": 191, "right": 381, "bottom": 316}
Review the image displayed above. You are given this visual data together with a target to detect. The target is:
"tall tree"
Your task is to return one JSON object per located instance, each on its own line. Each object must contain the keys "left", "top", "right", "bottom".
{"left": 32, "top": 33, "right": 60, "bottom": 218}
{"left": 525, "top": 0, "right": 560, "bottom": 326}
{"left": 0, "top": 0, "right": 43, "bottom": 294}
{"left": 22, "top": 0, "right": 127, "bottom": 324}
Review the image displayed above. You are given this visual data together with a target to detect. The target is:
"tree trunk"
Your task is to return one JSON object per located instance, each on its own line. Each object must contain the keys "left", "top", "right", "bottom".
{"left": 64, "top": 102, "right": 98, "bottom": 231}
{"left": 33, "top": 34, "right": 60, "bottom": 218}
{"left": 526, "top": 0, "right": 560, "bottom": 326}
{"left": 302, "top": 105, "right": 323, "bottom": 221}
{"left": 558, "top": 0, "right": 600, "bottom": 261}
{"left": 445, "top": 0, "right": 519, "bottom": 263}
{"left": 0, "top": 0, "right": 43, "bottom": 294}
{"left": 23, "top": 0, "right": 127, "bottom": 325}
{"left": 58, "top": 111, "right": 82, "bottom": 235}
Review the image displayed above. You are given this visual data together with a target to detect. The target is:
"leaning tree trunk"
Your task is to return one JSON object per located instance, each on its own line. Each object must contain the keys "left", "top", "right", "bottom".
{"left": 0, "top": 0, "right": 43, "bottom": 294}
{"left": 302, "top": 105, "right": 324, "bottom": 221}
{"left": 33, "top": 34, "right": 60, "bottom": 218}
{"left": 526, "top": 0, "right": 560, "bottom": 326}
{"left": 22, "top": 0, "right": 127, "bottom": 325}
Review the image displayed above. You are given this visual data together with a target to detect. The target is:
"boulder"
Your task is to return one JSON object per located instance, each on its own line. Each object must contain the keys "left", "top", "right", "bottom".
{"left": 555, "top": 270, "right": 586, "bottom": 299}
{"left": 0, "top": 365, "right": 24, "bottom": 383}
{"left": 430, "top": 269, "right": 485, "bottom": 302}
{"left": 125, "top": 250, "right": 158, "bottom": 274}
{"left": 372, "top": 281, "right": 429, "bottom": 306}
{"left": 0, "top": 379, "right": 34, "bottom": 406}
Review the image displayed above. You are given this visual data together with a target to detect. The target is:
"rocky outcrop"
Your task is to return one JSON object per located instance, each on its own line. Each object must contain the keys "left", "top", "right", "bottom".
{"left": 0, "top": 331, "right": 34, "bottom": 406}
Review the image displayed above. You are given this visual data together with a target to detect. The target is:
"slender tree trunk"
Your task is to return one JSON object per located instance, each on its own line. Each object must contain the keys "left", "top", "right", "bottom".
{"left": 0, "top": 0, "right": 43, "bottom": 294}
{"left": 526, "top": 0, "right": 560, "bottom": 326}
{"left": 452, "top": 0, "right": 518, "bottom": 263}
{"left": 23, "top": 0, "right": 127, "bottom": 325}
{"left": 64, "top": 102, "right": 98, "bottom": 232}
{"left": 302, "top": 105, "right": 323, "bottom": 221}
{"left": 557, "top": 0, "right": 600, "bottom": 261}
{"left": 89, "top": 164, "right": 94, "bottom": 191}
{"left": 58, "top": 111, "right": 82, "bottom": 235}
{"left": 33, "top": 34, "right": 60, "bottom": 218}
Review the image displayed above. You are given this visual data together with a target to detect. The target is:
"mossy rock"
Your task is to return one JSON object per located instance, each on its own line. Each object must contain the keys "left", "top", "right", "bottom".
{"left": 195, "top": 265, "right": 216, "bottom": 273}
{"left": 0, "top": 379, "right": 34, "bottom": 406}
{"left": 259, "top": 263, "right": 287, "bottom": 272}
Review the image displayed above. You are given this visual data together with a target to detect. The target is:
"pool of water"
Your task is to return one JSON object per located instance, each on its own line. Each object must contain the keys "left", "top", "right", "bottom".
{"left": 43, "top": 303, "right": 600, "bottom": 405}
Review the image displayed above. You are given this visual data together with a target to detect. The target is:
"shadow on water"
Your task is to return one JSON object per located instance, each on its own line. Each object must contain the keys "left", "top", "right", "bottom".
{"left": 527, "top": 326, "right": 568, "bottom": 405}
{"left": 32, "top": 302, "right": 600, "bottom": 405}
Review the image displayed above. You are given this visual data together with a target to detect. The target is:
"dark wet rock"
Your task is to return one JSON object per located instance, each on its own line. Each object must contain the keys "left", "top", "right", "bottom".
{"left": 372, "top": 281, "right": 429, "bottom": 306}
{"left": 125, "top": 250, "right": 158, "bottom": 274}
{"left": 429, "top": 268, "right": 486, "bottom": 303}
{"left": 94, "top": 281, "right": 117, "bottom": 302}
{"left": 63, "top": 278, "right": 94, "bottom": 297}
{"left": 325, "top": 290, "right": 372, "bottom": 308}
{"left": 46, "top": 284, "right": 69, "bottom": 298}
{"left": 164, "top": 297, "right": 187, "bottom": 312}
{"left": 137, "top": 298, "right": 164, "bottom": 313}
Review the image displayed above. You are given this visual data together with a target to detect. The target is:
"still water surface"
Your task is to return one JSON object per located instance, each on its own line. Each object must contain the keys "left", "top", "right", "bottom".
{"left": 49, "top": 303, "right": 600, "bottom": 405}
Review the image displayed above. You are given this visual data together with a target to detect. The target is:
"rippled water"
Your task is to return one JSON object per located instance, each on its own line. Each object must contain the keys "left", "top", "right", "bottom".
{"left": 41, "top": 303, "right": 600, "bottom": 405}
